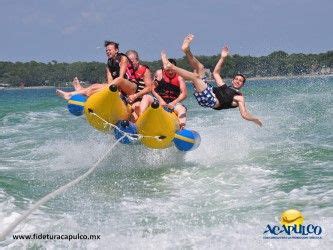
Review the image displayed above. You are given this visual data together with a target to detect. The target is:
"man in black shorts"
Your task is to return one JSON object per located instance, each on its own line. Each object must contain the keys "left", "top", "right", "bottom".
{"left": 160, "top": 34, "right": 262, "bottom": 127}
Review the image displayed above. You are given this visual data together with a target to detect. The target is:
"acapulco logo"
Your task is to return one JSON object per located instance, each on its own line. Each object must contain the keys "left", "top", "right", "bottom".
{"left": 263, "top": 209, "right": 323, "bottom": 239}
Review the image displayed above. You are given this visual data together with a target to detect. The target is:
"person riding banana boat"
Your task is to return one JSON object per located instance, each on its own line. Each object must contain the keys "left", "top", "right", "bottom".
{"left": 138, "top": 59, "right": 188, "bottom": 129}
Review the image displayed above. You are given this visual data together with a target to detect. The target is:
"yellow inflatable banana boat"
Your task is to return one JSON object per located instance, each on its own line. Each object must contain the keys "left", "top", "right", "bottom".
{"left": 84, "top": 85, "right": 131, "bottom": 132}
{"left": 66, "top": 84, "right": 200, "bottom": 151}
{"left": 136, "top": 101, "right": 179, "bottom": 149}
{"left": 84, "top": 85, "right": 179, "bottom": 149}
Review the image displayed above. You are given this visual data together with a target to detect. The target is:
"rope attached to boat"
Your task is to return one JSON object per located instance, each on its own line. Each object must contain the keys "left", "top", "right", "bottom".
{"left": 0, "top": 135, "right": 126, "bottom": 241}
{"left": 0, "top": 110, "right": 169, "bottom": 240}
{"left": 87, "top": 109, "right": 166, "bottom": 140}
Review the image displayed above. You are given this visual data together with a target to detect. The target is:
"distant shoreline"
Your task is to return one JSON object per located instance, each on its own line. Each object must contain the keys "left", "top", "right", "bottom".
{"left": 247, "top": 73, "right": 333, "bottom": 81}
{"left": 204, "top": 73, "right": 333, "bottom": 83}
{"left": 0, "top": 86, "right": 56, "bottom": 90}
{"left": 1, "top": 73, "right": 332, "bottom": 90}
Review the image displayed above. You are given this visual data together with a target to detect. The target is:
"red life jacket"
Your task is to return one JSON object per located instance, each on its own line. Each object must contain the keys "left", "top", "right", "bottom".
{"left": 134, "top": 64, "right": 148, "bottom": 81}
{"left": 127, "top": 64, "right": 149, "bottom": 93}
{"left": 155, "top": 70, "right": 181, "bottom": 103}
{"left": 134, "top": 65, "right": 148, "bottom": 93}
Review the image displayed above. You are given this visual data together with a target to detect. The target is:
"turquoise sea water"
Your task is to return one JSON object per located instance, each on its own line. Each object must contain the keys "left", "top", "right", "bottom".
{"left": 0, "top": 76, "right": 332, "bottom": 249}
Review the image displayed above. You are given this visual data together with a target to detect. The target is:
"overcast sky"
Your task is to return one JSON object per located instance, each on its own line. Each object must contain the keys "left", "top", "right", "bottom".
{"left": 0, "top": 0, "right": 332, "bottom": 62}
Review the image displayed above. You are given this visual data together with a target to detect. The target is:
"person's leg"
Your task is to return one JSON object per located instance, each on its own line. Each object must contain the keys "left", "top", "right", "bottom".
{"left": 56, "top": 89, "right": 73, "bottom": 100}
{"left": 138, "top": 95, "right": 154, "bottom": 115}
{"left": 161, "top": 51, "right": 208, "bottom": 92}
{"left": 130, "top": 101, "right": 141, "bottom": 121}
{"left": 181, "top": 34, "right": 205, "bottom": 78}
{"left": 174, "top": 104, "right": 187, "bottom": 129}
{"left": 56, "top": 83, "right": 106, "bottom": 100}
{"left": 59, "top": 77, "right": 136, "bottom": 100}
{"left": 72, "top": 77, "right": 83, "bottom": 91}
{"left": 84, "top": 84, "right": 107, "bottom": 96}
{"left": 110, "top": 78, "right": 137, "bottom": 95}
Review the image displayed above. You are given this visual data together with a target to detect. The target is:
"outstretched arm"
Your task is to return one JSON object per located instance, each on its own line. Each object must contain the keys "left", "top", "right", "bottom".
{"left": 105, "top": 66, "right": 113, "bottom": 84}
{"left": 128, "top": 68, "right": 153, "bottom": 102}
{"left": 213, "top": 46, "right": 229, "bottom": 86}
{"left": 151, "top": 88, "right": 167, "bottom": 106}
{"left": 234, "top": 95, "right": 263, "bottom": 127}
{"left": 119, "top": 56, "right": 129, "bottom": 78}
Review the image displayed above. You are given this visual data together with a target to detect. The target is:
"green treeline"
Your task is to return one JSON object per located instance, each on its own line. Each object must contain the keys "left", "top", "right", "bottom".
{"left": 0, "top": 50, "right": 332, "bottom": 87}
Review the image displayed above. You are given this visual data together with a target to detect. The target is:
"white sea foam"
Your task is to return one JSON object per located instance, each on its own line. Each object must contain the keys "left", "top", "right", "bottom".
{"left": 1, "top": 78, "right": 332, "bottom": 248}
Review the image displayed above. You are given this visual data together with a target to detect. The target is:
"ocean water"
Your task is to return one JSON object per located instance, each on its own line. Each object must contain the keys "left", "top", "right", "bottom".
{"left": 0, "top": 76, "right": 332, "bottom": 249}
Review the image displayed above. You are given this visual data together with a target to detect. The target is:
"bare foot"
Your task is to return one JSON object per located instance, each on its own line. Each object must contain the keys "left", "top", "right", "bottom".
{"left": 56, "top": 89, "right": 71, "bottom": 100}
{"left": 161, "top": 50, "right": 172, "bottom": 70}
{"left": 181, "top": 34, "right": 194, "bottom": 53}
{"left": 72, "top": 77, "right": 82, "bottom": 91}
{"left": 179, "top": 123, "right": 186, "bottom": 130}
